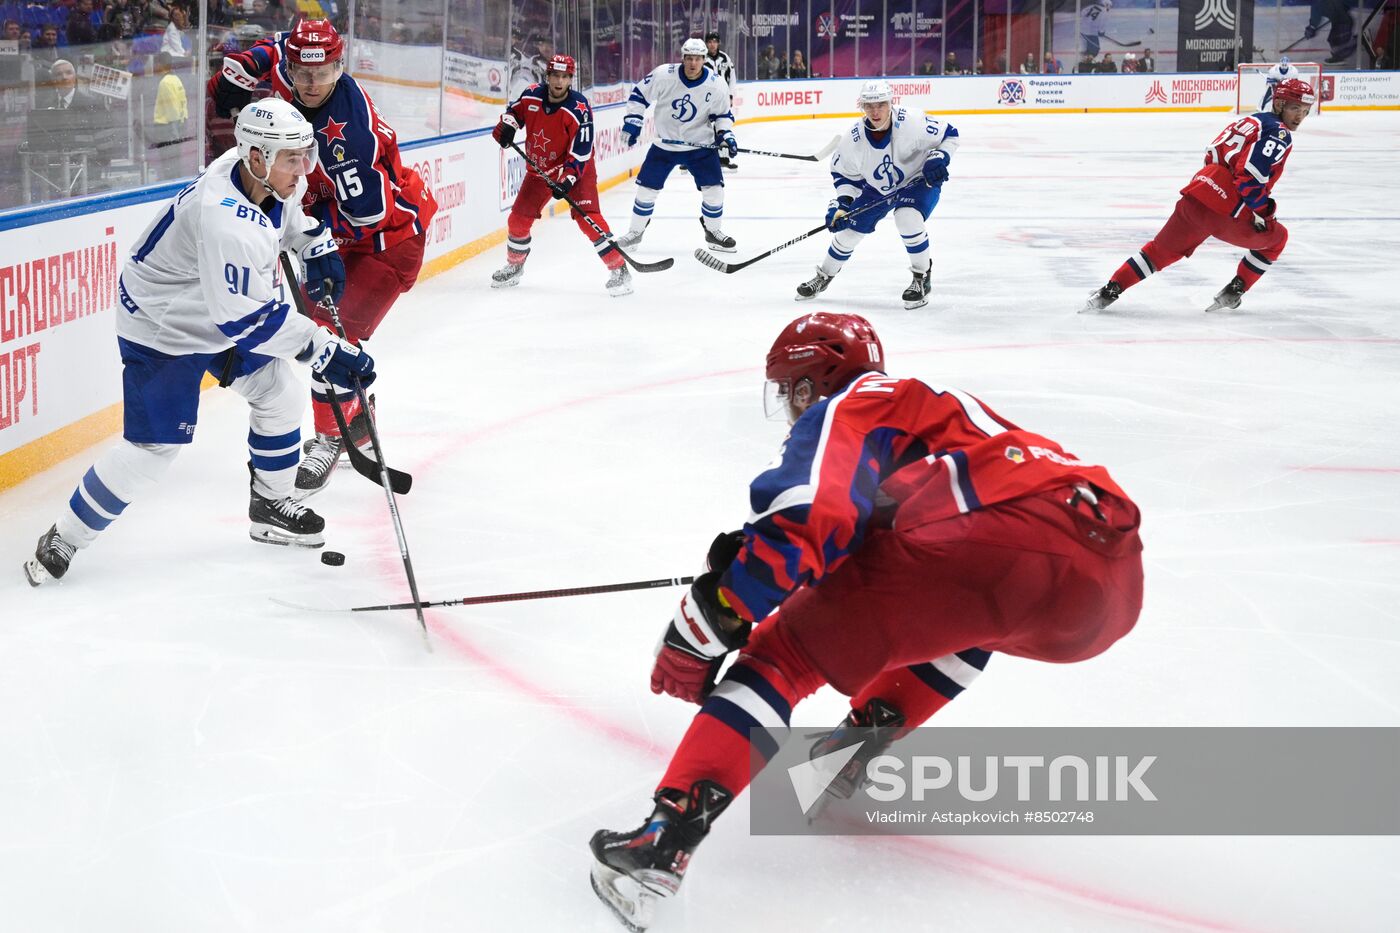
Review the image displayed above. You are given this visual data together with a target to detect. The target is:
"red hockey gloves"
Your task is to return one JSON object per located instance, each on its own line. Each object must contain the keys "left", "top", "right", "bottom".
{"left": 651, "top": 571, "right": 751, "bottom": 704}
{"left": 303, "top": 330, "right": 376, "bottom": 390}
{"left": 922, "top": 150, "right": 951, "bottom": 187}
{"left": 706, "top": 530, "right": 745, "bottom": 573}
{"left": 825, "top": 196, "right": 854, "bottom": 232}
{"left": 492, "top": 113, "right": 521, "bottom": 150}
{"left": 716, "top": 129, "right": 738, "bottom": 159}
{"left": 621, "top": 114, "right": 643, "bottom": 147}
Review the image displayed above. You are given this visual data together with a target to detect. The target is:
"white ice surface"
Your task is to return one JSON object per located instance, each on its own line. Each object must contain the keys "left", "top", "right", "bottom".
{"left": 3, "top": 112, "right": 1399, "bottom": 933}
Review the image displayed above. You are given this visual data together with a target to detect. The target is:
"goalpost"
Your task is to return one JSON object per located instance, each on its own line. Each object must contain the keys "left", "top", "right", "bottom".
{"left": 1236, "top": 62, "right": 1324, "bottom": 115}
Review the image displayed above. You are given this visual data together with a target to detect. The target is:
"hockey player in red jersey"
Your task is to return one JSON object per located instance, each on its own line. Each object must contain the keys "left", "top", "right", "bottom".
{"left": 208, "top": 20, "right": 438, "bottom": 495}
{"left": 1084, "top": 77, "right": 1314, "bottom": 314}
{"left": 589, "top": 313, "right": 1144, "bottom": 931}
{"left": 490, "top": 55, "right": 632, "bottom": 297}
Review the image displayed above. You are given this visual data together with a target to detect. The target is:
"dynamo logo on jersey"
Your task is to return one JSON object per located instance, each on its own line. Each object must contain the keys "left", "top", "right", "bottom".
{"left": 670, "top": 94, "right": 699, "bottom": 123}
{"left": 873, "top": 154, "right": 905, "bottom": 192}
{"left": 1194, "top": 0, "right": 1235, "bottom": 30}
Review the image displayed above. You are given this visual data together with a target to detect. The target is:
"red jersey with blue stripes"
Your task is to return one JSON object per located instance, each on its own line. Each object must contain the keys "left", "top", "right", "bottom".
{"left": 718, "top": 373, "right": 1131, "bottom": 622}
{"left": 213, "top": 33, "right": 436, "bottom": 253}
{"left": 505, "top": 84, "right": 596, "bottom": 181}
{"left": 1200, "top": 111, "right": 1294, "bottom": 217}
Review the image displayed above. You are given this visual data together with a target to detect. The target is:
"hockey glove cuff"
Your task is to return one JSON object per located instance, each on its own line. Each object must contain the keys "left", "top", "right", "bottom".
{"left": 717, "top": 130, "right": 738, "bottom": 158}
{"left": 550, "top": 173, "right": 578, "bottom": 200}
{"left": 304, "top": 330, "right": 376, "bottom": 390}
{"left": 825, "top": 196, "right": 854, "bottom": 232}
{"left": 300, "top": 227, "right": 345, "bottom": 304}
{"left": 705, "top": 530, "right": 746, "bottom": 574}
{"left": 492, "top": 112, "right": 521, "bottom": 149}
{"left": 621, "top": 114, "right": 643, "bottom": 147}
{"left": 651, "top": 571, "right": 751, "bottom": 704}
{"left": 923, "top": 150, "right": 952, "bottom": 187}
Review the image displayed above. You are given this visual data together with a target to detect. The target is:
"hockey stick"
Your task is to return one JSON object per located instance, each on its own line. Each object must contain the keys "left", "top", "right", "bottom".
{"left": 508, "top": 141, "right": 674, "bottom": 273}
{"left": 694, "top": 179, "right": 928, "bottom": 275}
{"left": 657, "top": 135, "right": 840, "bottom": 162}
{"left": 279, "top": 254, "right": 411, "bottom": 495}
{"left": 1099, "top": 34, "right": 1142, "bottom": 48}
{"left": 271, "top": 574, "right": 697, "bottom": 613}
{"left": 1282, "top": 19, "right": 1329, "bottom": 54}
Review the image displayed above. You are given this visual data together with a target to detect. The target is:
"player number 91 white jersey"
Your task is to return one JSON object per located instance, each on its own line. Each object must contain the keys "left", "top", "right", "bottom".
{"left": 830, "top": 108, "right": 960, "bottom": 199}
{"left": 626, "top": 63, "right": 735, "bottom": 152}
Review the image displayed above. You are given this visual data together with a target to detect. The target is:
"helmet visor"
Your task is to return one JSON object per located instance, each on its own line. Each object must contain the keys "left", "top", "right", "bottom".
{"left": 763, "top": 378, "right": 796, "bottom": 424}
{"left": 273, "top": 143, "right": 318, "bottom": 175}
{"left": 287, "top": 60, "right": 342, "bottom": 88}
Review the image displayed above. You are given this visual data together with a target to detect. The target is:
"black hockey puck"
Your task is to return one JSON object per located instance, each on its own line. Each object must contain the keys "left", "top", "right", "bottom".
{"left": 321, "top": 551, "right": 346, "bottom": 566}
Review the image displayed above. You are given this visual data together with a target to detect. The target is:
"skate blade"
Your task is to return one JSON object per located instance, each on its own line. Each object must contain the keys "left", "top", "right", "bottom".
{"left": 249, "top": 525, "right": 325, "bottom": 549}
{"left": 590, "top": 862, "right": 658, "bottom": 933}
{"left": 705, "top": 242, "right": 737, "bottom": 254}
{"left": 903, "top": 297, "right": 929, "bottom": 310}
{"left": 1204, "top": 300, "right": 1240, "bottom": 313}
{"left": 489, "top": 277, "right": 522, "bottom": 289}
{"left": 607, "top": 285, "right": 635, "bottom": 297}
{"left": 23, "top": 558, "right": 52, "bottom": 587}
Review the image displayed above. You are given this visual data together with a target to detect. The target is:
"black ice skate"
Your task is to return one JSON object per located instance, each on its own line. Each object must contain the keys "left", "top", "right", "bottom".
{"left": 294, "top": 432, "right": 342, "bottom": 497}
{"left": 23, "top": 524, "right": 77, "bottom": 586}
{"left": 250, "top": 468, "right": 326, "bottom": 547}
{"left": 606, "top": 265, "right": 634, "bottom": 297}
{"left": 490, "top": 260, "right": 524, "bottom": 289}
{"left": 700, "top": 220, "right": 736, "bottom": 253}
{"left": 1081, "top": 280, "right": 1123, "bottom": 313}
{"left": 903, "top": 267, "right": 932, "bottom": 310}
{"left": 805, "top": 698, "right": 906, "bottom": 818}
{"left": 1205, "top": 275, "right": 1247, "bottom": 313}
{"left": 795, "top": 269, "right": 833, "bottom": 301}
{"left": 589, "top": 780, "right": 733, "bottom": 932}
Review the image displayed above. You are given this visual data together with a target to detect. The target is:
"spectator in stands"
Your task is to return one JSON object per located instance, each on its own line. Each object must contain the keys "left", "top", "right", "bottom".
{"left": 33, "top": 24, "right": 62, "bottom": 72}
{"left": 995, "top": 52, "right": 1007, "bottom": 74}
{"left": 389, "top": 20, "right": 411, "bottom": 44}
{"left": 917, "top": 57, "right": 936, "bottom": 75}
{"left": 1043, "top": 53, "right": 1062, "bottom": 74}
{"left": 106, "top": 0, "right": 140, "bottom": 40}
{"left": 789, "top": 49, "right": 808, "bottom": 78}
{"left": 1020, "top": 52, "right": 1037, "bottom": 74}
{"left": 1098, "top": 52, "right": 1117, "bottom": 72}
{"left": 43, "top": 58, "right": 103, "bottom": 111}
{"left": 67, "top": 0, "right": 99, "bottom": 47}
{"left": 245, "top": 0, "right": 281, "bottom": 32}
{"left": 974, "top": 57, "right": 985, "bottom": 74}
{"left": 1075, "top": 52, "right": 1096, "bottom": 73}
{"left": 943, "top": 51, "right": 963, "bottom": 75}
{"left": 3, "top": 18, "right": 23, "bottom": 42}
{"left": 758, "top": 45, "right": 779, "bottom": 79}
{"left": 144, "top": 0, "right": 172, "bottom": 35}
{"left": 1121, "top": 52, "right": 1139, "bottom": 73}
{"left": 161, "top": 2, "right": 190, "bottom": 58}
{"left": 1140, "top": 48, "right": 1155, "bottom": 72}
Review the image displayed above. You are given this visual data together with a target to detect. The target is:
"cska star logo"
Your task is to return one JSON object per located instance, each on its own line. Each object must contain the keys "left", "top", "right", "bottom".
{"left": 319, "top": 116, "right": 347, "bottom": 145}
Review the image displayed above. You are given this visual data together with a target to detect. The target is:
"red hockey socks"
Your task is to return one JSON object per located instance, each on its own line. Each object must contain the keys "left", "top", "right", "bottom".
{"left": 1110, "top": 248, "right": 1161, "bottom": 292}
{"left": 1235, "top": 248, "right": 1278, "bottom": 290}
{"left": 310, "top": 383, "right": 360, "bottom": 438}
{"left": 593, "top": 235, "right": 624, "bottom": 270}
{"left": 849, "top": 649, "right": 991, "bottom": 733}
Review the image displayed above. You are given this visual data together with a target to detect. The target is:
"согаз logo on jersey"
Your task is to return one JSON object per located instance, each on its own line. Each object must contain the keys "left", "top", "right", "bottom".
{"left": 997, "top": 79, "right": 1026, "bottom": 106}
{"left": 1194, "top": 0, "right": 1235, "bottom": 30}
{"left": 1144, "top": 80, "right": 1168, "bottom": 104}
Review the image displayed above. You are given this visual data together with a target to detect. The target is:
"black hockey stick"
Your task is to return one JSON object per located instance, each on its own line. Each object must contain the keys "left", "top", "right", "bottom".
{"left": 271, "top": 574, "right": 697, "bottom": 613}
{"left": 1282, "top": 19, "right": 1329, "bottom": 54}
{"left": 657, "top": 135, "right": 840, "bottom": 162}
{"left": 1100, "top": 34, "right": 1142, "bottom": 48}
{"left": 280, "top": 254, "right": 411, "bottom": 495}
{"left": 694, "top": 179, "right": 928, "bottom": 275}
{"left": 508, "top": 141, "right": 673, "bottom": 273}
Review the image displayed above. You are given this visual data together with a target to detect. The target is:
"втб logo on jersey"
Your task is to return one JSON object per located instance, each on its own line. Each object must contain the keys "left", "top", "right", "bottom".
{"left": 1194, "top": 0, "right": 1235, "bottom": 30}
{"left": 873, "top": 154, "right": 905, "bottom": 192}
{"left": 671, "top": 94, "right": 698, "bottom": 123}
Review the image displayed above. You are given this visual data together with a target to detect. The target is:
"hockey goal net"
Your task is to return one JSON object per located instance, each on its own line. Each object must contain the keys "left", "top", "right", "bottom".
{"left": 1236, "top": 62, "right": 1323, "bottom": 115}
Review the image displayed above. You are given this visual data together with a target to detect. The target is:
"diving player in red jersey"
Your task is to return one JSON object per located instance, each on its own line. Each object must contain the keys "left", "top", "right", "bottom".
{"left": 209, "top": 19, "right": 438, "bottom": 495}
{"left": 489, "top": 54, "right": 632, "bottom": 297}
{"left": 589, "top": 313, "right": 1145, "bottom": 931}
{"left": 1084, "top": 77, "right": 1315, "bottom": 314}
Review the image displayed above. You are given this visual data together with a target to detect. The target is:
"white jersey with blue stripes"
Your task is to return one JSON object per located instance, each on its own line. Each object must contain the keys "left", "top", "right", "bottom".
{"left": 625, "top": 63, "right": 735, "bottom": 152}
{"left": 830, "top": 107, "right": 960, "bottom": 200}
{"left": 117, "top": 147, "right": 322, "bottom": 359}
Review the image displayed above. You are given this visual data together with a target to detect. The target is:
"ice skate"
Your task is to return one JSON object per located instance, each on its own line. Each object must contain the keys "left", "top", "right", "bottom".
{"left": 1205, "top": 275, "right": 1246, "bottom": 313}
{"left": 490, "top": 260, "right": 524, "bottom": 289}
{"left": 23, "top": 524, "right": 77, "bottom": 586}
{"left": 902, "top": 267, "right": 932, "bottom": 310}
{"left": 795, "top": 269, "right": 833, "bottom": 301}
{"left": 294, "top": 432, "right": 342, "bottom": 498}
{"left": 700, "top": 220, "right": 736, "bottom": 253}
{"left": 805, "top": 699, "right": 906, "bottom": 820}
{"left": 589, "top": 780, "right": 732, "bottom": 932}
{"left": 250, "top": 469, "right": 326, "bottom": 547}
{"left": 1081, "top": 280, "right": 1123, "bottom": 313}
{"left": 616, "top": 228, "right": 646, "bottom": 248}
{"left": 605, "top": 265, "right": 634, "bottom": 297}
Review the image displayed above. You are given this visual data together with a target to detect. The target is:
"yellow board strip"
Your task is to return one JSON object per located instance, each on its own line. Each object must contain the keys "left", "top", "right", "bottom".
{"left": 0, "top": 402, "right": 123, "bottom": 492}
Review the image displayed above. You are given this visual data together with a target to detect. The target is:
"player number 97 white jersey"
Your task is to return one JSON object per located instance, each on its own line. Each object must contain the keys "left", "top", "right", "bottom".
{"left": 830, "top": 108, "right": 960, "bottom": 199}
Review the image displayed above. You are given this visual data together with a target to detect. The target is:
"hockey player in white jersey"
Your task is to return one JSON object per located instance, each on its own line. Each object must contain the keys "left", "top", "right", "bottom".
{"left": 23, "top": 99, "right": 374, "bottom": 586}
{"left": 617, "top": 37, "right": 739, "bottom": 252}
{"left": 795, "top": 80, "right": 960, "bottom": 309}
{"left": 1260, "top": 57, "right": 1304, "bottom": 110}
{"left": 704, "top": 31, "right": 738, "bottom": 171}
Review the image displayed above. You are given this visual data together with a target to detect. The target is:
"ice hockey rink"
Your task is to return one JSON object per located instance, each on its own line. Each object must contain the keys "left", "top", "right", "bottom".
{"left": 3, "top": 109, "right": 1399, "bottom": 932}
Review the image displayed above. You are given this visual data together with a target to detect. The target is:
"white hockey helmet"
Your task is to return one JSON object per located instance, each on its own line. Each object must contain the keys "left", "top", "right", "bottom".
{"left": 235, "top": 98, "right": 317, "bottom": 201}
{"left": 681, "top": 37, "right": 707, "bottom": 58}
{"left": 856, "top": 80, "right": 894, "bottom": 106}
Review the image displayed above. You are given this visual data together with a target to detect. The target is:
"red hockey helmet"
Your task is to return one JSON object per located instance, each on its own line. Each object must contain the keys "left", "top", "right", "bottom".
{"left": 1273, "top": 77, "right": 1316, "bottom": 107}
{"left": 546, "top": 54, "right": 576, "bottom": 76}
{"left": 765, "top": 313, "right": 885, "bottom": 421}
{"left": 286, "top": 20, "right": 344, "bottom": 67}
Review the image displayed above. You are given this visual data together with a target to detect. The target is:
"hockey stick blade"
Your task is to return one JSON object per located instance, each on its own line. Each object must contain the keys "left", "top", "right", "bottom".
{"left": 278, "top": 253, "right": 413, "bottom": 496}
{"left": 620, "top": 250, "right": 675, "bottom": 273}
{"left": 693, "top": 248, "right": 738, "bottom": 274}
